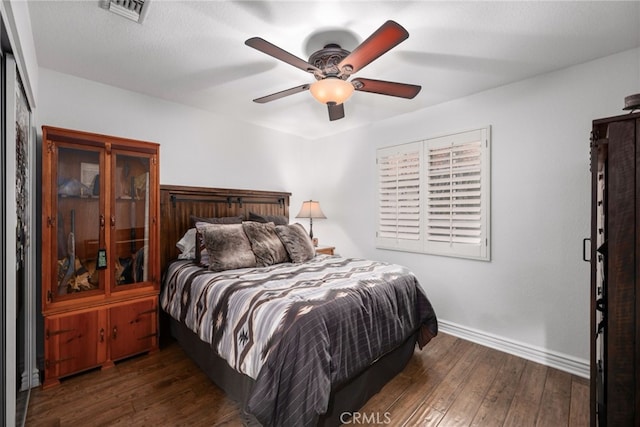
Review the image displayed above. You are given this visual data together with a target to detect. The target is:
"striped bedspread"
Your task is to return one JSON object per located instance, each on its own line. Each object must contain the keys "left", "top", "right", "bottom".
{"left": 161, "top": 255, "right": 437, "bottom": 426}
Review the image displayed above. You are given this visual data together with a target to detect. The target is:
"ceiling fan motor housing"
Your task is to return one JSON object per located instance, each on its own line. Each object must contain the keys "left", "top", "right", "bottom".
{"left": 308, "top": 44, "right": 351, "bottom": 80}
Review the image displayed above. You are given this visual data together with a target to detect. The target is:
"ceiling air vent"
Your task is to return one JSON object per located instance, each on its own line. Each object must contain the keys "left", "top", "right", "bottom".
{"left": 99, "top": 0, "right": 150, "bottom": 24}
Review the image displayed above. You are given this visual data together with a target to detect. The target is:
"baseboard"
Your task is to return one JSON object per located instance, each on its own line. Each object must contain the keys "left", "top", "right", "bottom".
{"left": 438, "top": 320, "right": 590, "bottom": 378}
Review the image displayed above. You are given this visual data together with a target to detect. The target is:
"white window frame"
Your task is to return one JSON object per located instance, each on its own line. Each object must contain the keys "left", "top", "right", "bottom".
{"left": 376, "top": 126, "right": 491, "bottom": 261}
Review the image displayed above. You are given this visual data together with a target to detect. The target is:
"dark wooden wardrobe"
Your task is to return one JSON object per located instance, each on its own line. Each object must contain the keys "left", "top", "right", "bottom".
{"left": 590, "top": 111, "right": 640, "bottom": 426}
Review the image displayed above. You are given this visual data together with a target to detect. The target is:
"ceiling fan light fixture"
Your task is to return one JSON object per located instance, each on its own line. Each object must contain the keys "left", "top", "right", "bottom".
{"left": 310, "top": 77, "right": 354, "bottom": 105}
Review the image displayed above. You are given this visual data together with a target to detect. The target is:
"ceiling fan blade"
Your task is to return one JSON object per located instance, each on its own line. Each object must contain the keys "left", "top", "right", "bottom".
{"left": 338, "top": 21, "right": 409, "bottom": 75}
{"left": 253, "top": 84, "right": 310, "bottom": 103}
{"left": 327, "top": 102, "right": 345, "bottom": 121}
{"left": 245, "top": 37, "right": 321, "bottom": 74}
{"left": 352, "top": 78, "right": 421, "bottom": 99}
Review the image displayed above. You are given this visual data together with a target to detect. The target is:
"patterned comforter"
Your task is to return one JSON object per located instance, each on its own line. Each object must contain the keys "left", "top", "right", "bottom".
{"left": 161, "top": 255, "right": 437, "bottom": 426}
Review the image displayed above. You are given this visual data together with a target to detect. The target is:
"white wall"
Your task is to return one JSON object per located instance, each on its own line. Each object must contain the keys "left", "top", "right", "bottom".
{"left": 36, "top": 69, "right": 313, "bottom": 214}
{"left": 307, "top": 48, "right": 640, "bottom": 373}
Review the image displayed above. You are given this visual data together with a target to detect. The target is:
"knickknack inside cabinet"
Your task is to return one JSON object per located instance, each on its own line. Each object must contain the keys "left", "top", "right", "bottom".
{"left": 41, "top": 126, "right": 160, "bottom": 388}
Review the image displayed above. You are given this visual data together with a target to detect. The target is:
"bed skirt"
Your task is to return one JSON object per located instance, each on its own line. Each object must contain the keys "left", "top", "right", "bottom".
{"left": 169, "top": 317, "right": 417, "bottom": 426}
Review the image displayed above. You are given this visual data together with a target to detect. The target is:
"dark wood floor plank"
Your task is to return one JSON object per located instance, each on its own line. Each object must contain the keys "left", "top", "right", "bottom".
{"left": 403, "top": 344, "right": 489, "bottom": 425}
{"left": 503, "top": 361, "right": 549, "bottom": 427}
{"left": 568, "top": 377, "right": 590, "bottom": 427}
{"left": 71, "top": 400, "right": 137, "bottom": 426}
{"left": 406, "top": 405, "right": 446, "bottom": 427}
{"left": 470, "top": 353, "right": 527, "bottom": 427}
{"left": 432, "top": 347, "right": 505, "bottom": 426}
{"left": 425, "top": 343, "right": 489, "bottom": 413}
{"left": 536, "top": 368, "right": 572, "bottom": 427}
{"left": 383, "top": 337, "right": 475, "bottom": 425}
{"left": 25, "top": 333, "right": 589, "bottom": 427}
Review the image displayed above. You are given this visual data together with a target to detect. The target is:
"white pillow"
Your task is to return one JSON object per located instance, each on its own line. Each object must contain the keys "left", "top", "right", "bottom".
{"left": 176, "top": 228, "right": 196, "bottom": 259}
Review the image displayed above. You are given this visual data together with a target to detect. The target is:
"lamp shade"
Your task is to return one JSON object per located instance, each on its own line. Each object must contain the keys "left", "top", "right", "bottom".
{"left": 296, "top": 200, "right": 326, "bottom": 219}
{"left": 309, "top": 78, "right": 354, "bottom": 105}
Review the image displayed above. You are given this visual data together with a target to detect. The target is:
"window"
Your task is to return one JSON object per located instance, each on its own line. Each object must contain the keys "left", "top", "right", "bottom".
{"left": 376, "top": 127, "right": 491, "bottom": 261}
{"left": 377, "top": 142, "right": 423, "bottom": 252}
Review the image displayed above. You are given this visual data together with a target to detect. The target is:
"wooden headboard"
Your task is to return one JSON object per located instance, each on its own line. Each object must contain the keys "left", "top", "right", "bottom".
{"left": 159, "top": 185, "right": 291, "bottom": 273}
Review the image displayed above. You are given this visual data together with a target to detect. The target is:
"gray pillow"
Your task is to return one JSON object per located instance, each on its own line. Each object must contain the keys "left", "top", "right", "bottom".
{"left": 275, "top": 223, "right": 316, "bottom": 263}
{"left": 192, "top": 216, "right": 244, "bottom": 265}
{"left": 201, "top": 223, "right": 257, "bottom": 272}
{"left": 190, "top": 215, "right": 243, "bottom": 226}
{"left": 248, "top": 211, "right": 289, "bottom": 226}
{"left": 242, "top": 221, "right": 290, "bottom": 267}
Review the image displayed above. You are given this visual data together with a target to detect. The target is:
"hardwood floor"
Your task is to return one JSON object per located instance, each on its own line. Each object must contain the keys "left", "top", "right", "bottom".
{"left": 25, "top": 333, "right": 589, "bottom": 426}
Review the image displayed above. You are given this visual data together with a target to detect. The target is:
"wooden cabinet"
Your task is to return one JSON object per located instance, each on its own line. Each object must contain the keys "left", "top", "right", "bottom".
{"left": 590, "top": 112, "right": 640, "bottom": 426}
{"left": 41, "top": 126, "right": 160, "bottom": 388}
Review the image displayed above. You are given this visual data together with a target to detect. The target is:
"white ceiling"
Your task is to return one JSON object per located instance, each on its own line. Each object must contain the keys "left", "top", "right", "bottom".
{"left": 28, "top": 1, "right": 640, "bottom": 140}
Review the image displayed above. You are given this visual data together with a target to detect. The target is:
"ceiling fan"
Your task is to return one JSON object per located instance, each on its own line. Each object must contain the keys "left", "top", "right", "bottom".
{"left": 245, "top": 21, "right": 421, "bottom": 121}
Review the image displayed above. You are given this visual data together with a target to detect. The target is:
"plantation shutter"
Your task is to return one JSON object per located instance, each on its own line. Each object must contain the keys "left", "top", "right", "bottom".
{"left": 376, "top": 127, "right": 490, "bottom": 260}
{"left": 425, "top": 128, "right": 489, "bottom": 259}
{"left": 376, "top": 143, "right": 423, "bottom": 251}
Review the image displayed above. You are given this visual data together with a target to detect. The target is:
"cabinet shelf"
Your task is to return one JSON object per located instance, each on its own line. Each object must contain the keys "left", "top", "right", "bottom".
{"left": 58, "top": 195, "right": 99, "bottom": 199}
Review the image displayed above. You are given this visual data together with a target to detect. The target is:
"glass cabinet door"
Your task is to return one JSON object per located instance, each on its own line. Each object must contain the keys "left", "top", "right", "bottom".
{"left": 112, "top": 151, "right": 153, "bottom": 288}
{"left": 53, "top": 145, "right": 105, "bottom": 298}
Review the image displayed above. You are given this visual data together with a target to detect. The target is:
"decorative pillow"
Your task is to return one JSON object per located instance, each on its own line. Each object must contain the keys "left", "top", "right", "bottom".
{"left": 176, "top": 228, "right": 197, "bottom": 259}
{"left": 275, "top": 223, "right": 316, "bottom": 263}
{"left": 201, "top": 223, "right": 257, "bottom": 272}
{"left": 248, "top": 211, "right": 289, "bottom": 226}
{"left": 242, "top": 221, "right": 290, "bottom": 267}
{"left": 190, "top": 215, "right": 243, "bottom": 226}
{"left": 192, "top": 216, "right": 243, "bottom": 265}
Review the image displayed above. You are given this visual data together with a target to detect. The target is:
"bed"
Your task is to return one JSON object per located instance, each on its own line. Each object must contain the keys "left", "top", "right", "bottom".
{"left": 159, "top": 185, "right": 438, "bottom": 426}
